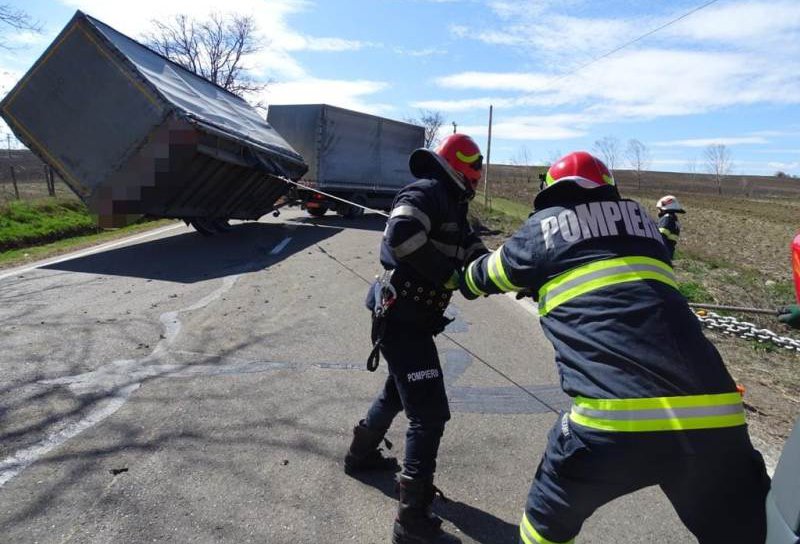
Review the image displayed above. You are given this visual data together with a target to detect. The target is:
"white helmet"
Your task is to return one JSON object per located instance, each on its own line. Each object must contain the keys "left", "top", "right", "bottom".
{"left": 656, "top": 195, "right": 685, "bottom": 213}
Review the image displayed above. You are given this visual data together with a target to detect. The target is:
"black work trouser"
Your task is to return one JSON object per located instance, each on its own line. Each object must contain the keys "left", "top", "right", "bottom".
{"left": 364, "top": 316, "right": 451, "bottom": 480}
{"left": 520, "top": 414, "right": 771, "bottom": 544}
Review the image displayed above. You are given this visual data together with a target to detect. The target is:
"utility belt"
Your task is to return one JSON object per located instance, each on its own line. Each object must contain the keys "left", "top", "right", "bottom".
{"left": 391, "top": 270, "right": 452, "bottom": 312}
{"left": 569, "top": 392, "right": 746, "bottom": 433}
{"left": 365, "top": 269, "right": 453, "bottom": 371}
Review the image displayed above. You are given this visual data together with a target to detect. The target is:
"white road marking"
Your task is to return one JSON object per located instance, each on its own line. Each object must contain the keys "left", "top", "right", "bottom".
{"left": 0, "top": 273, "right": 242, "bottom": 487}
{"left": 0, "top": 383, "right": 140, "bottom": 487}
{"left": 0, "top": 223, "right": 186, "bottom": 282}
{"left": 269, "top": 236, "right": 292, "bottom": 255}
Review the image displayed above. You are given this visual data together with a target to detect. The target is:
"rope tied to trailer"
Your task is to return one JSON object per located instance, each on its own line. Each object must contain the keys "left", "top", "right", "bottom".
{"left": 279, "top": 176, "right": 390, "bottom": 218}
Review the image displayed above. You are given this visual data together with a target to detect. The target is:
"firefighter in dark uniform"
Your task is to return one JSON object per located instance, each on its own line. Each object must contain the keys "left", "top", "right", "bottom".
{"left": 656, "top": 194, "right": 684, "bottom": 259}
{"left": 459, "top": 151, "right": 770, "bottom": 544}
{"left": 344, "top": 134, "right": 488, "bottom": 544}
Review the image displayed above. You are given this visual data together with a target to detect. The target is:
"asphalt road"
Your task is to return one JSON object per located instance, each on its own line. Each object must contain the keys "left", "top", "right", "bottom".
{"left": 0, "top": 209, "right": 696, "bottom": 543}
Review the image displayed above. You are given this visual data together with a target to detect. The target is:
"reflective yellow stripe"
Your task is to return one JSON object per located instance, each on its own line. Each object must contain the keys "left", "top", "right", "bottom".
{"left": 520, "top": 512, "right": 574, "bottom": 544}
{"left": 465, "top": 260, "right": 486, "bottom": 296}
{"left": 538, "top": 256, "right": 676, "bottom": 315}
{"left": 487, "top": 247, "right": 518, "bottom": 292}
{"left": 456, "top": 150, "right": 480, "bottom": 163}
{"left": 659, "top": 227, "right": 679, "bottom": 242}
{"left": 570, "top": 393, "right": 746, "bottom": 432}
{"left": 575, "top": 392, "right": 742, "bottom": 411}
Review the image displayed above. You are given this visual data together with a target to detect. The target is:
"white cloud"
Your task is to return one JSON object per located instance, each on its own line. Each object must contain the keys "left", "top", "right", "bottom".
{"left": 5, "top": 31, "right": 47, "bottom": 47}
{"left": 768, "top": 161, "right": 800, "bottom": 170}
{"left": 287, "top": 36, "right": 373, "bottom": 52}
{"left": 666, "top": 0, "right": 800, "bottom": 45}
{"left": 55, "top": 0, "right": 389, "bottom": 110}
{"left": 411, "top": 96, "right": 517, "bottom": 111}
{"left": 430, "top": 46, "right": 800, "bottom": 123}
{"left": 393, "top": 47, "right": 447, "bottom": 57}
{"left": 59, "top": 0, "right": 375, "bottom": 80}
{"left": 435, "top": 0, "right": 800, "bottom": 132}
{"left": 436, "top": 72, "right": 551, "bottom": 92}
{"left": 263, "top": 78, "right": 392, "bottom": 114}
{"left": 459, "top": 113, "right": 590, "bottom": 141}
{"left": 653, "top": 137, "right": 770, "bottom": 148}
{"left": 754, "top": 148, "right": 800, "bottom": 154}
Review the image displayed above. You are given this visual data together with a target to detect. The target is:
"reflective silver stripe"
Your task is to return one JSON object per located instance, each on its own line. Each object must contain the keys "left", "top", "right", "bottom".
{"left": 543, "top": 263, "right": 674, "bottom": 303}
{"left": 391, "top": 205, "right": 432, "bottom": 233}
{"left": 572, "top": 403, "right": 744, "bottom": 421}
{"left": 391, "top": 231, "right": 428, "bottom": 258}
{"left": 440, "top": 222, "right": 459, "bottom": 232}
{"left": 431, "top": 240, "right": 465, "bottom": 260}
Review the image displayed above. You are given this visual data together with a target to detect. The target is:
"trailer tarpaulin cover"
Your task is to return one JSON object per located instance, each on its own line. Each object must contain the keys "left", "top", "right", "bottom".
{"left": 86, "top": 14, "right": 304, "bottom": 174}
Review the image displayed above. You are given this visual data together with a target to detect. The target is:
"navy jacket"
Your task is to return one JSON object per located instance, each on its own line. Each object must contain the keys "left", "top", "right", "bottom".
{"left": 381, "top": 176, "right": 487, "bottom": 287}
{"left": 658, "top": 212, "right": 681, "bottom": 259}
{"left": 462, "top": 183, "right": 736, "bottom": 400}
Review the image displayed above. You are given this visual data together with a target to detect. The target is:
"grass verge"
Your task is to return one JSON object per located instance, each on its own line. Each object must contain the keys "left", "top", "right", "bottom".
{"left": 0, "top": 198, "right": 97, "bottom": 251}
{"left": 0, "top": 198, "right": 177, "bottom": 269}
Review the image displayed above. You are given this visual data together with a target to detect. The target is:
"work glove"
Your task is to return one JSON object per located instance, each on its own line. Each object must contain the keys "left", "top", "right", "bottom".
{"left": 778, "top": 304, "right": 800, "bottom": 329}
{"left": 457, "top": 272, "right": 481, "bottom": 301}
{"left": 515, "top": 289, "right": 535, "bottom": 300}
{"left": 443, "top": 270, "right": 461, "bottom": 291}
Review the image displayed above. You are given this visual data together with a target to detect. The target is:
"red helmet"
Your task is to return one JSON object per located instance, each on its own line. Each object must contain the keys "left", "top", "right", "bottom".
{"left": 409, "top": 133, "right": 483, "bottom": 192}
{"left": 545, "top": 151, "right": 615, "bottom": 189}
{"left": 435, "top": 133, "right": 483, "bottom": 188}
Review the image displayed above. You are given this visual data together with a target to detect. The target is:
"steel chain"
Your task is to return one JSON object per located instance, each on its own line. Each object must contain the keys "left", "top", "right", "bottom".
{"left": 695, "top": 311, "right": 800, "bottom": 352}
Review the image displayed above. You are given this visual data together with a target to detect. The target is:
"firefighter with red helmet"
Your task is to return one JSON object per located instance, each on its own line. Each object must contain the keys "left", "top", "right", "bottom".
{"left": 345, "top": 134, "right": 488, "bottom": 544}
{"left": 656, "top": 194, "right": 685, "bottom": 259}
{"left": 460, "top": 151, "right": 770, "bottom": 544}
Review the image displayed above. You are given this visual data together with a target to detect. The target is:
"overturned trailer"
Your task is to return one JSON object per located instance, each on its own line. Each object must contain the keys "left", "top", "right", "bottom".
{"left": 0, "top": 11, "right": 307, "bottom": 232}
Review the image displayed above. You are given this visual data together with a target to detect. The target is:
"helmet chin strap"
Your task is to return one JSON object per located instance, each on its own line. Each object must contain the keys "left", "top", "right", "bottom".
{"left": 452, "top": 170, "right": 476, "bottom": 202}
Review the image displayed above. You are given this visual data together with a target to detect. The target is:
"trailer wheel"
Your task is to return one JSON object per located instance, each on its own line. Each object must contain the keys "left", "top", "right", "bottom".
{"left": 340, "top": 195, "right": 366, "bottom": 219}
{"left": 190, "top": 218, "right": 217, "bottom": 236}
{"left": 307, "top": 206, "right": 328, "bottom": 217}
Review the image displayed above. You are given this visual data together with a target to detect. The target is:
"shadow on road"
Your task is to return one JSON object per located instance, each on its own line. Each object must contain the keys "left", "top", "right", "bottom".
{"left": 288, "top": 211, "right": 388, "bottom": 233}
{"left": 41, "top": 221, "right": 342, "bottom": 283}
{"left": 349, "top": 470, "right": 519, "bottom": 544}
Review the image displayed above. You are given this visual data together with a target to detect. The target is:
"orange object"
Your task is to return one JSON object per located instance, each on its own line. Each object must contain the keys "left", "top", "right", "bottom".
{"left": 736, "top": 384, "right": 746, "bottom": 397}
{"left": 792, "top": 233, "right": 800, "bottom": 303}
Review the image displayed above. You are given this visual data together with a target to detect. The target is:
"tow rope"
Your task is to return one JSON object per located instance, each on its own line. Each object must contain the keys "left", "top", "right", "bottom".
{"left": 278, "top": 176, "right": 390, "bottom": 218}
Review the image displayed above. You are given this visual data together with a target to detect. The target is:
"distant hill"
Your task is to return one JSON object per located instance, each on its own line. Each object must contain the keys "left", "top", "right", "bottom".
{"left": 488, "top": 163, "right": 800, "bottom": 199}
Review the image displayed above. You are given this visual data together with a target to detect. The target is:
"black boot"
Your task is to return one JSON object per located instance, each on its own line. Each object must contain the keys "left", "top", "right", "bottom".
{"left": 392, "top": 475, "right": 461, "bottom": 544}
{"left": 344, "top": 420, "right": 399, "bottom": 474}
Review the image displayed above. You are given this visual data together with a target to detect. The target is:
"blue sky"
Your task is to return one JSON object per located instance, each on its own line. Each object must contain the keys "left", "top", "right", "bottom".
{"left": 2, "top": 0, "right": 800, "bottom": 175}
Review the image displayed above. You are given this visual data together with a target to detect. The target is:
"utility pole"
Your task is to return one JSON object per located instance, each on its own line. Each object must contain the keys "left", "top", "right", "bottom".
{"left": 7, "top": 134, "right": 18, "bottom": 200}
{"left": 451, "top": 121, "right": 457, "bottom": 134}
{"left": 483, "top": 105, "right": 493, "bottom": 210}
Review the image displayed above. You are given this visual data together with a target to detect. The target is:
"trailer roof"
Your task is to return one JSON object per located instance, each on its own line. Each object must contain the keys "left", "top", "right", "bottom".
{"left": 82, "top": 12, "right": 305, "bottom": 174}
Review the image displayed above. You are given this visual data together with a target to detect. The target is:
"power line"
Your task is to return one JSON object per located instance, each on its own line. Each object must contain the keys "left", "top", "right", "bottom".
{"left": 542, "top": 0, "right": 723, "bottom": 88}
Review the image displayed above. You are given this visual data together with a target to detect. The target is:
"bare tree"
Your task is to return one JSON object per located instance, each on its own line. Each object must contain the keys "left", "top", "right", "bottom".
{"left": 511, "top": 146, "right": 536, "bottom": 184}
{"left": 593, "top": 136, "right": 620, "bottom": 172}
{"left": 686, "top": 156, "right": 697, "bottom": 178}
{"left": 405, "top": 110, "right": 444, "bottom": 148}
{"left": 704, "top": 143, "right": 732, "bottom": 195}
{"left": 143, "top": 13, "right": 264, "bottom": 97}
{"left": 0, "top": 4, "right": 41, "bottom": 48}
{"left": 625, "top": 139, "right": 651, "bottom": 189}
{"left": 544, "top": 149, "right": 563, "bottom": 166}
